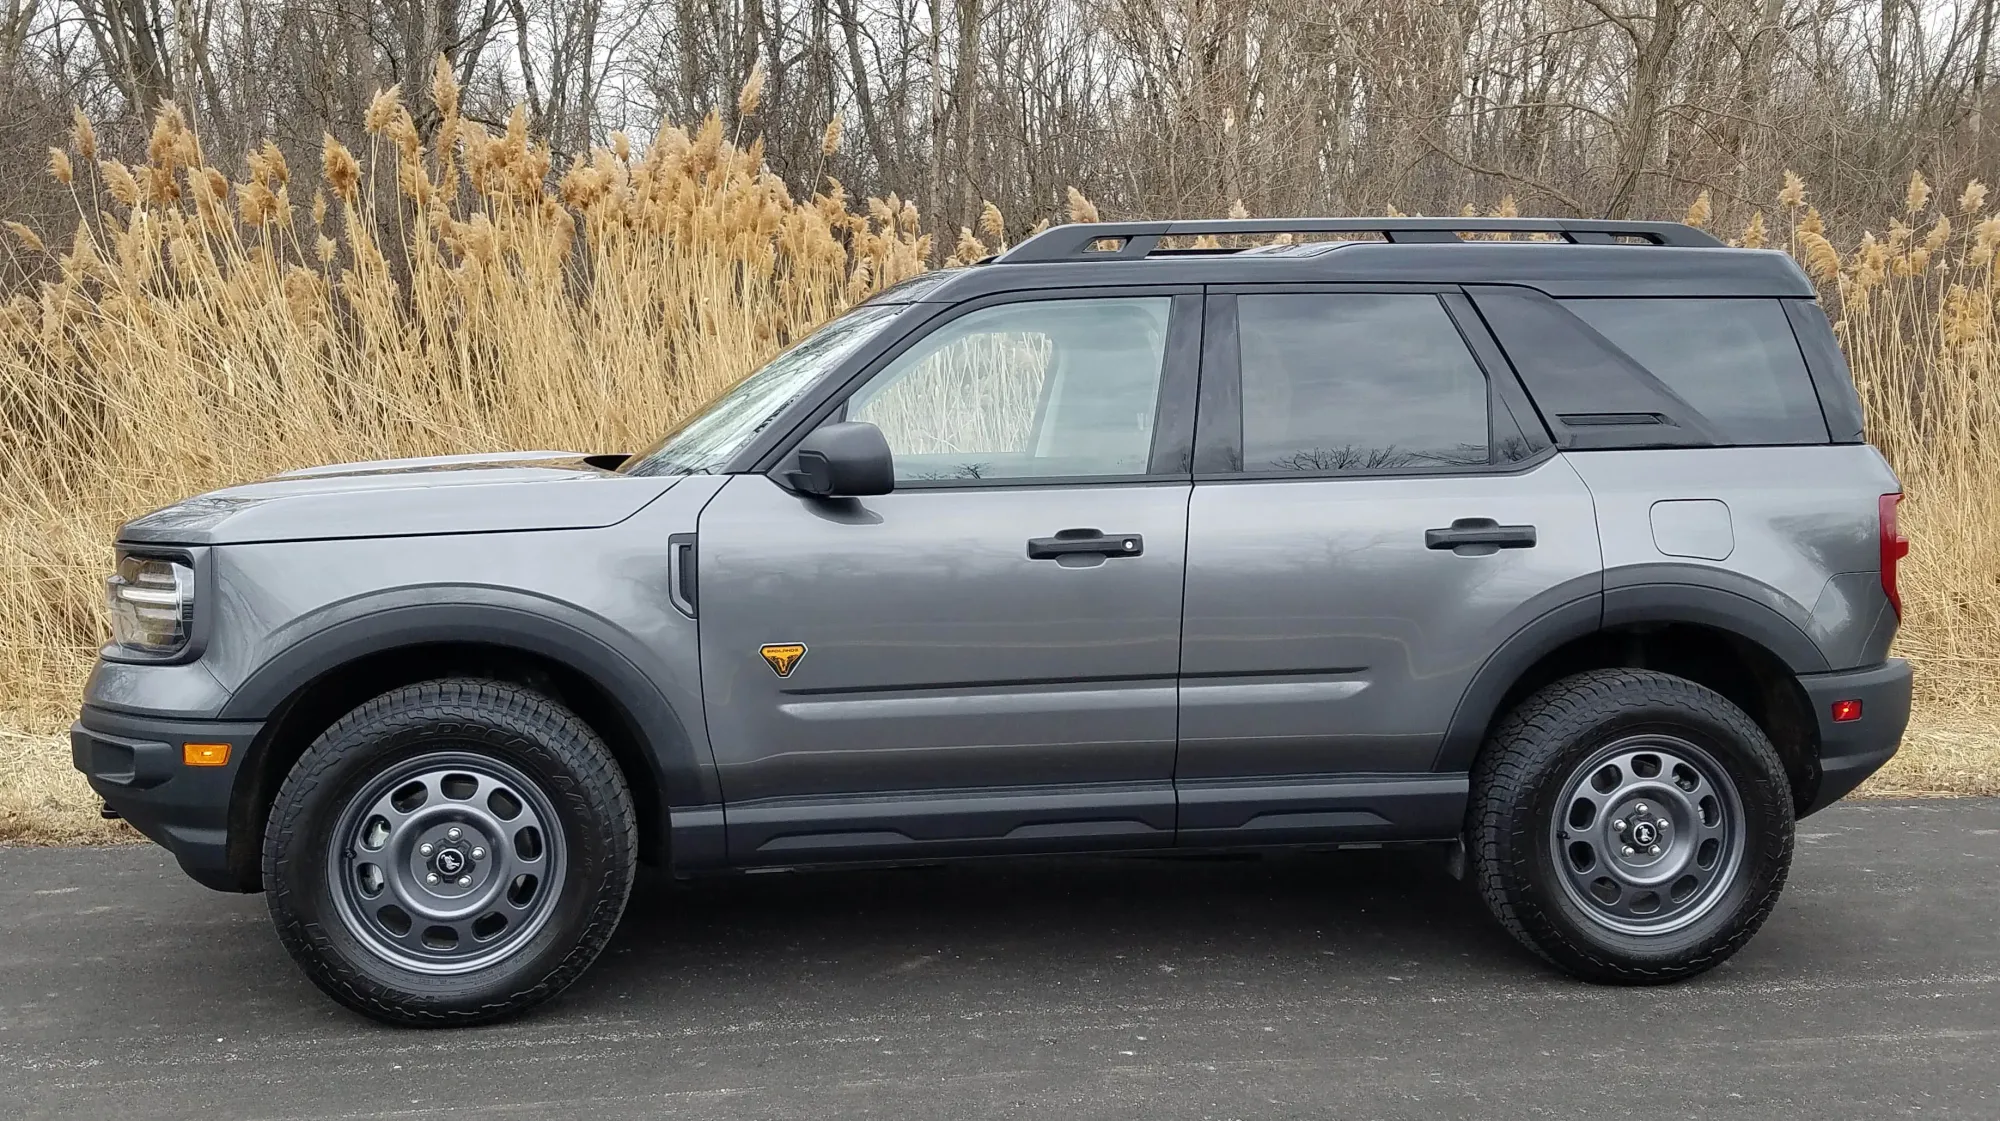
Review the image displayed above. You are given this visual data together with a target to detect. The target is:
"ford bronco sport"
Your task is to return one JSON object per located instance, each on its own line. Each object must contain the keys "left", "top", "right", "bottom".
{"left": 74, "top": 217, "right": 1912, "bottom": 1025}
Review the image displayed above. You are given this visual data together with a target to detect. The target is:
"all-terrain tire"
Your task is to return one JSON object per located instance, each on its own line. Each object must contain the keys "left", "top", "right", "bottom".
{"left": 1468, "top": 669, "right": 1794, "bottom": 983}
{"left": 263, "top": 678, "right": 637, "bottom": 1026}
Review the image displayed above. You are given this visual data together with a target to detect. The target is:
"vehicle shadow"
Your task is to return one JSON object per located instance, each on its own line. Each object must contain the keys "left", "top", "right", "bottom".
{"left": 573, "top": 846, "right": 1542, "bottom": 1005}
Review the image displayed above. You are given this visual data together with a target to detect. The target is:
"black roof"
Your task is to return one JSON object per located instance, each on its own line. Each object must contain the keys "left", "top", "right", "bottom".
{"left": 876, "top": 218, "right": 1814, "bottom": 302}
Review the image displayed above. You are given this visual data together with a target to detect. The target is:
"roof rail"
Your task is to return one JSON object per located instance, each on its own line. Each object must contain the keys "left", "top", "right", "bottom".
{"left": 995, "top": 217, "right": 1723, "bottom": 264}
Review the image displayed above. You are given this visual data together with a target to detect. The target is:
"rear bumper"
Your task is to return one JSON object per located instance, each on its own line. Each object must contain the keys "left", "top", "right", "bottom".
{"left": 71, "top": 705, "right": 264, "bottom": 892}
{"left": 1797, "top": 658, "right": 1913, "bottom": 816}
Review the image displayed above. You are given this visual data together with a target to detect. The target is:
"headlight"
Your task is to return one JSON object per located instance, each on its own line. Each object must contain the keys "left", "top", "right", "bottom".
{"left": 106, "top": 553, "right": 194, "bottom": 655}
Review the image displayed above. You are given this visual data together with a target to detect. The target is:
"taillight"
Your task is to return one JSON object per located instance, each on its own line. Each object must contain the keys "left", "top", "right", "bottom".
{"left": 1879, "top": 493, "right": 1909, "bottom": 618}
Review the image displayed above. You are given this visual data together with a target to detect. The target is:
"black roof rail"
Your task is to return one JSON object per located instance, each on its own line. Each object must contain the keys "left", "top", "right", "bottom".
{"left": 995, "top": 217, "right": 1724, "bottom": 263}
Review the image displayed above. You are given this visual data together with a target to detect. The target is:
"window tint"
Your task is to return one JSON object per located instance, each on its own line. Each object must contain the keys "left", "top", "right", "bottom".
{"left": 848, "top": 297, "right": 1170, "bottom": 481}
{"left": 1495, "top": 398, "right": 1548, "bottom": 463}
{"left": 1562, "top": 299, "right": 1828, "bottom": 444}
{"left": 1465, "top": 289, "right": 1709, "bottom": 449}
{"left": 1236, "top": 294, "right": 1490, "bottom": 473}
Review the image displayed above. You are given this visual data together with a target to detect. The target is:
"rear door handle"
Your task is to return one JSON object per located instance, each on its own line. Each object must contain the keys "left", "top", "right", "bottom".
{"left": 1426, "top": 518, "right": 1536, "bottom": 553}
{"left": 1028, "top": 528, "right": 1144, "bottom": 560}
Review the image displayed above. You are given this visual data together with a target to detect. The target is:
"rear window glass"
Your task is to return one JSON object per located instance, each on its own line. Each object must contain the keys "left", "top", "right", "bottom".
{"left": 1236, "top": 294, "right": 1491, "bottom": 473}
{"left": 1561, "top": 299, "right": 1828, "bottom": 445}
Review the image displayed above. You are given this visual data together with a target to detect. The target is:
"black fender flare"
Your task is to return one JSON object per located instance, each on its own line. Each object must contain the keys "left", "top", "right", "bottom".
{"left": 1600, "top": 563, "right": 1828, "bottom": 674}
{"left": 1435, "top": 571, "right": 1827, "bottom": 773}
{"left": 219, "top": 590, "right": 721, "bottom": 815}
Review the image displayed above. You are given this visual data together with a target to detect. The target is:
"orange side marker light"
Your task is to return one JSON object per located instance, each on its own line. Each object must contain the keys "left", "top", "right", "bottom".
{"left": 183, "top": 742, "right": 231, "bottom": 766}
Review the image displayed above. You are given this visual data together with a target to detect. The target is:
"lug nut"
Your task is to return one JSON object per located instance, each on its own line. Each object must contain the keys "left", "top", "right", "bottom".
{"left": 1657, "top": 818, "right": 1671, "bottom": 831}
{"left": 1649, "top": 845, "right": 1662, "bottom": 856}
{"left": 419, "top": 843, "right": 434, "bottom": 855}
{"left": 471, "top": 847, "right": 485, "bottom": 860}
{"left": 1614, "top": 819, "right": 1628, "bottom": 832}
{"left": 447, "top": 827, "right": 462, "bottom": 841}
{"left": 426, "top": 872, "right": 439, "bottom": 884}
{"left": 1635, "top": 802, "right": 1650, "bottom": 815}
{"left": 1621, "top": 845, "right": 1636, "bottom": 857}
{"left": 457, "top": 875, "right": 471, "bottom": 886}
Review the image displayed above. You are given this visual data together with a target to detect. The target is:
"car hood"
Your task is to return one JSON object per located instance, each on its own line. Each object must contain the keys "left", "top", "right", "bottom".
{"left": 118, "top": 451, "right": 681, "bottom": 546}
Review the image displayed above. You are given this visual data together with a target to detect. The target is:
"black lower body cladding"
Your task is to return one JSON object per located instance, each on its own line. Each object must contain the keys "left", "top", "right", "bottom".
{"left": 71, "top": 707, "right": 265, "bottom": 891}
{"left": 1797, "top": 658, "right": 1912, "bottom": 815}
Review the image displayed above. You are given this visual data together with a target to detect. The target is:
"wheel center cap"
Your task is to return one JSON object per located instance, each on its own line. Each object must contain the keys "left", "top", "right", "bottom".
{"left": 434, "top": 847, "right": 466, "bottom": 877}
{"left": 1629, "top": 821, "right": 1659, "bottom": 848}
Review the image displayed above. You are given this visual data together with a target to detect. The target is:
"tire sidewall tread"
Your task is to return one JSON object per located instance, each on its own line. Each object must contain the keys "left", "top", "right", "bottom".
{"left": 1468, "top": 668, "right": 1796, "bottom": 984}
{"left": 262, "top": 678, "right": 637, "bottom": 1027}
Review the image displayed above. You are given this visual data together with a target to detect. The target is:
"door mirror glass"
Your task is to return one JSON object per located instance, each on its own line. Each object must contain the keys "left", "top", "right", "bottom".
{"left": 785, "top": 421, "right": 895, "bottom": 497}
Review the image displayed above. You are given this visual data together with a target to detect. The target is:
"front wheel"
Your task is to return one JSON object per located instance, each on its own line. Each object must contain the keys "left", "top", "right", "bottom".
{"left": 1468, "top": 669, "right": 1795, "bottom": 983}
{"left": 263, "top": 679, "right": 637, "bottom": 1026}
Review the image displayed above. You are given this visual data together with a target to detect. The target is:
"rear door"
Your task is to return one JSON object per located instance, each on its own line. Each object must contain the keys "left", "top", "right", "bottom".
{"left": 696, "top": 290, "right": 1202, "bottom": 862}
{"left": 1176, "top": 287, "right": 1602, "bottom": 845}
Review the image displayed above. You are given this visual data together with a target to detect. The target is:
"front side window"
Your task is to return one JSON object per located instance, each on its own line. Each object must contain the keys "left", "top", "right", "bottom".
{"left": 847, "top": 297, "right": 1171, "bottom": 482}
{"left": 1236, "top": 294, "right": 1491, "bottom": 473}
{"left": 623, "top": 303, "right": 906, "bottom": 477}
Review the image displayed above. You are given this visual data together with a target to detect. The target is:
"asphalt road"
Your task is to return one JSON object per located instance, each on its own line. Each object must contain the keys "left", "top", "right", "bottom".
{"left": 2, "top": 799, "right": 1997, "bottom": 1121}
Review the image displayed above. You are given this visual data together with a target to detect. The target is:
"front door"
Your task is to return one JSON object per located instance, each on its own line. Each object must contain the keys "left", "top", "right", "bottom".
{"left": 1176, "top": 289, "right": 1603, "bottom": 844}
{"left": 697, "top": 291, "right": 1200, "bottom": 862}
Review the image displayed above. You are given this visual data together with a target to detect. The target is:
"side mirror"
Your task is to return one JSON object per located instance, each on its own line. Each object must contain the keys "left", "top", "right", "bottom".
{"left": 785, "top": 421, "right": 894, "bottom": 497}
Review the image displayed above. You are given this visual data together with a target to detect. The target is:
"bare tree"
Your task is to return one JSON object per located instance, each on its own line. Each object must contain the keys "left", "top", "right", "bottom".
{"left": 13, "top": 0, "right": 2000, "bottom": 248}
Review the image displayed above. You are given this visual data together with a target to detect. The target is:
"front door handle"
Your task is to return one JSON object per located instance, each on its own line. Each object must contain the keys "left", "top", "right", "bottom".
{"left": 1028, "top": 528, "right": 1144, "bottom": 560}
{"left": 1426, "top": 518, "right": 1537, "bottom": 554}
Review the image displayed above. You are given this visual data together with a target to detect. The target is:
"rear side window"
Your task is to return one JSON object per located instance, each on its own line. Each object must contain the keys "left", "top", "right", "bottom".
{"left": 1561, "top": 299, "right": 1828, "bottom": 445}
{"left": 1235, "top": 294, "right": 1492, "bottom": 473}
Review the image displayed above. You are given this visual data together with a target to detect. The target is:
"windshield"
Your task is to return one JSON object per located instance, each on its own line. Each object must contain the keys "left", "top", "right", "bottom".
{"left": 622, "top": 303, "right": 907, "bottom": 477}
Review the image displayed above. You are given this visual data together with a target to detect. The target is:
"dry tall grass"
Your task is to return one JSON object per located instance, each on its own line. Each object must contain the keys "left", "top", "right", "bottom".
{"left": 0, "top": 67, "right": 934, "bottom": 732}
{"left": 0, "top": 78, "right": 1996, "bottom": 840}
{"left": 1774, "top": 173, "right": 2000, "bottom": 721}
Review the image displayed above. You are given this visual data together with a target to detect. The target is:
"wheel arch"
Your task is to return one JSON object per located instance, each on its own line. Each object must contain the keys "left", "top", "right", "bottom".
{"left": 1439, "top": 582, "right": 1826, "bottom": 812}
{"left": 219, "top": 599, "right": 719, "bottom": 891}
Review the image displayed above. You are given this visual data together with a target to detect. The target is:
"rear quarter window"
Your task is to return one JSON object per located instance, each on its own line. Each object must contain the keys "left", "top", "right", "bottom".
{"left": 1561, "top": 298, "right": 1829, "bottom": 445}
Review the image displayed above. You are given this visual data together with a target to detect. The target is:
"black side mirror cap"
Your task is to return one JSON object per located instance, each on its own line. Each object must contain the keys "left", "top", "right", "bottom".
{"left": 785, "top": 421, "right": 895, "bottom": 497}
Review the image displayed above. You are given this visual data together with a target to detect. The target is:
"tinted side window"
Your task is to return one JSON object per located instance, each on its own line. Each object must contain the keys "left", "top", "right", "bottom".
{"left": 1562, "top": 299, "right": 1828, "bottom": 445}
{"left": 847, "top": 297, "right": 1170, "bottom": 481}
{"left": 1236, "top": 294, "right": 1490, "bottom": 473}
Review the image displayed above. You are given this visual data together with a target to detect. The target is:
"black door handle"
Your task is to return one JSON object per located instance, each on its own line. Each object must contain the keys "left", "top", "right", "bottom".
{"left": 1426, "top": 518, "right": 1537, "bottom": 553}
{"left": 1028, "top": 528, "right": 1144, "bottom": 560}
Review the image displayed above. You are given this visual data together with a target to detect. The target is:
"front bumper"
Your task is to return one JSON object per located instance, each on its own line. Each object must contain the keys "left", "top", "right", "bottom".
{"left": 1796, "top": 658, "right": 1913, "bottom": 816}
{"left": 72, "top": 705, "right": 264, "bottom": 891}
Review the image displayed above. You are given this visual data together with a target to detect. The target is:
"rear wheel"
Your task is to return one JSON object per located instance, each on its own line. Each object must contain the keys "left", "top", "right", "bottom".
{"left": 263, "top": 678, "right": 636, "bottom": 1026}
{"left": 1468, "top": 669, "right": 1794, "bottom": 982}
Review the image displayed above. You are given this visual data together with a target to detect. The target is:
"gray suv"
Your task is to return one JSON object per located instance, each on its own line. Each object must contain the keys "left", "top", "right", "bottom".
{"left": 74, "top": 217, "right": 1912, "bottom": 1025}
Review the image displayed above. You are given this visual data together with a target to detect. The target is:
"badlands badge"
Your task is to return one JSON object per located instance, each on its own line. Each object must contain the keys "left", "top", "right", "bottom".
{"left": 760, "top": 643, "right": 807, "bottom": 678}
